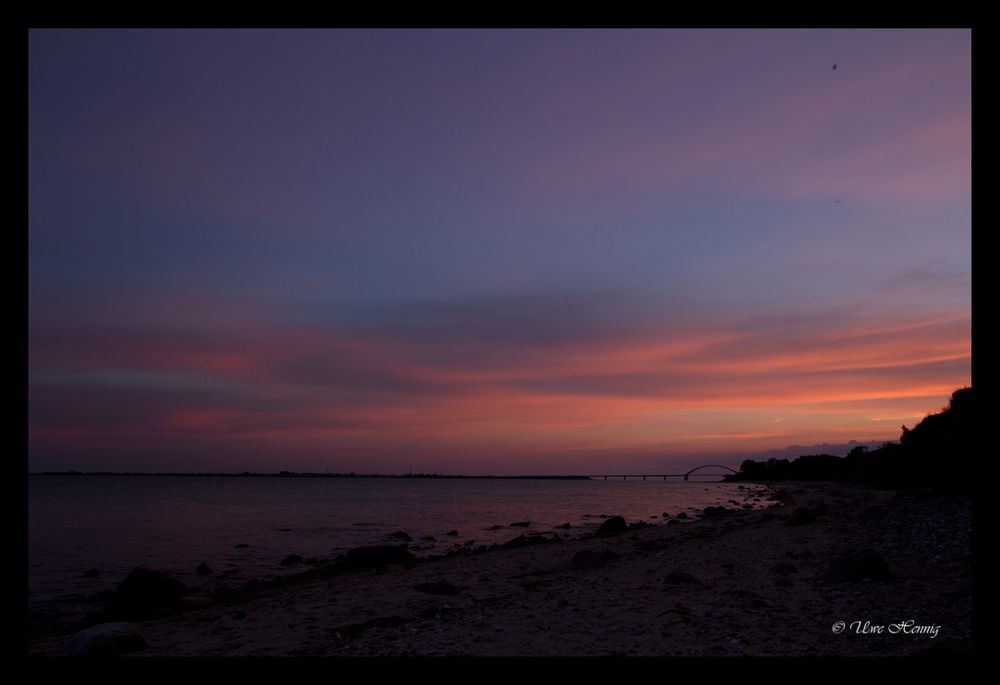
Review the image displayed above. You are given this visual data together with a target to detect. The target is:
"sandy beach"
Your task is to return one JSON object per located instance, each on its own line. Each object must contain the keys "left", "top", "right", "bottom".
{"left": 28, "top": 481, "right": 972, "bottom": 657}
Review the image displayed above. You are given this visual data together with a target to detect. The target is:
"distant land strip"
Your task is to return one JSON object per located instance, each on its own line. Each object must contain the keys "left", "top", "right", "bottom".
{"left": 28, "top": 471, "right": 595, "bottom": 480}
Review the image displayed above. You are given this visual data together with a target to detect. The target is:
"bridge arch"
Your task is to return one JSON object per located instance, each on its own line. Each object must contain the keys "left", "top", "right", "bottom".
{"left": 683, "top": 464, "right": 738, "bottom": 481}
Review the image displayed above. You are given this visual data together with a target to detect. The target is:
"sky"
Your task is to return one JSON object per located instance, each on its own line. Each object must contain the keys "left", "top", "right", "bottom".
{"left": 28, "top": 29, "right": 971, "bottom": 474}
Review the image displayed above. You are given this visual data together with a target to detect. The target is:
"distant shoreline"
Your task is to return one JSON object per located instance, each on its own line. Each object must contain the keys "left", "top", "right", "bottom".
{"left": 28, "top": 472, "right": 598, "bottom": 480}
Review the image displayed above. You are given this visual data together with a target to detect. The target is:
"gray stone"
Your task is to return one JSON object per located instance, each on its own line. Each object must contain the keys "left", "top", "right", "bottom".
{"left": 67, "top": 622, "right": 147, "bottom": 657}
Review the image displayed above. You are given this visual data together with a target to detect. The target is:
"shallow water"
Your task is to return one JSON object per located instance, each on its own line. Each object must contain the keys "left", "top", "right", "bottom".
{"left": 28, "top": 474, "right": 763, "bottom": 610}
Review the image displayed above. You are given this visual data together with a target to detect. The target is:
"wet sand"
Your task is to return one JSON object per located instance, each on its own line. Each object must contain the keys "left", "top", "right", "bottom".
{"left": 28, "top": 482, "right": 972, "bottom": 656}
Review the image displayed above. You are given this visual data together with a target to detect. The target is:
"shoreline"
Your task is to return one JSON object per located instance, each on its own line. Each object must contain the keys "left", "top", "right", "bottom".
{"left": 28, "top": 481, "right": 972, "bottom": 656}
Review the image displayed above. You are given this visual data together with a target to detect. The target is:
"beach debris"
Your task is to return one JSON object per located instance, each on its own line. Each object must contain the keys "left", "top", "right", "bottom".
{"left": 110, "top": 568, "right": 188, "bottom": 620}
{"left": 67, "top": 622, "right": 148, "bottom": 657}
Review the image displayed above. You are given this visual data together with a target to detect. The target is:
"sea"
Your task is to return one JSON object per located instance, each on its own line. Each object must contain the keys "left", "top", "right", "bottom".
{"left": 28, "top": 474, "right": 766, "bottom": 614}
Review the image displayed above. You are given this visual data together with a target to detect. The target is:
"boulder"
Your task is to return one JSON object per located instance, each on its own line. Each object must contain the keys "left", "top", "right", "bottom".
{"left": 110, "top": 568, "right": 187, "bottom": 620}
{"left": 596, "top": 516, "right": 627, "bottom": 535}
{"left": 67, "top": 622, "right": 148, "bottom": 656}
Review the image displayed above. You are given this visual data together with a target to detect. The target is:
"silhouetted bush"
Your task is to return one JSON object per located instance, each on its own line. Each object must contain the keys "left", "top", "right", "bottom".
{"left": 728, "top": 387, "right": 972, "bottom": 492}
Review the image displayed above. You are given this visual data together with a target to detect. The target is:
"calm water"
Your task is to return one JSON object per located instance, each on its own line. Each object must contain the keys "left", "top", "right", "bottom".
{"left": 28, "top": 475, "right": 763, "bottom": 611}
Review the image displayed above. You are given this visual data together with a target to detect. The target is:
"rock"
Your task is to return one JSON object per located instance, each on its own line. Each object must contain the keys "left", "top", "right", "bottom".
{"left": 83, "top": 568, "right": 99, "bottom": 578}
{"left": 596, "top": 516, "right": 627, "bottom": 535}
{"left": 196, "top": 562, "right": 212, "bottom": 576}
{"left": 676, "top": 512, "right": 689, "bottom": 520}
{"left": 501, "top": 535, "right": 552, "bottom": 549}
{"left": 413, "top": 581, "right": 461, "bottom": 595}
{"left": 598, "top": 550, "right": 620, "bottom": 562}
{"left": 487, "top": 525, "right": 504, "bottom": 530}
{"left": 702, "top": 506, "right": 726, "bottom": 517}
{"left": 503, "top": 535, "right": 530, "bottom": 549}
{"left": 775, "top": 578, "right": 793, "bottom": 587}
{"left": 280, "top": 554, "right": 304, "bottom": 566}
{"left": 68, "top": 622, "right": 148, "bottom": 657}
{"left": 421, "top": 535, "right": 436, "bottom": 541}
{"left": 770, "top": 562, "right": 799, "bottom": 576}
{"left": 388, "top": 531, "right": 412, "bottom": 541}
{"left": 823, "top": 550, "right": 891, "bottom": 582}
{"left": 233, "top": 610, "right": 247, "bottom": 620}
{"left": 446, "top": 530, "right": 459, "bottom": 537}
{"left": 662, "top": 512, "right": 670, "bottom": 518}
{"left": 663, "top": 571, "right": 701, "bottom": 585}
{"left": 176, "top": 595, "right": 213, "bottom": 610}
{"left": 750, "top": 598, "right": 769, "bottom": 608}
{"left": 627, "top": 521, "right": 651, "bottom": 530}
{"left": 510, "top": 521, "right": 531, "bottom": 528}
{"left": 110, "top": 568, "right": 187, "bottom": 620}
{"left": 559, "top": 523, "right": 572, "bottom": 529}
{"left": 667, "top": 519, "right": 681, "bottom": 525}
{"left": 345, "top": 545, "right": 414, "bottom": 566}
{"left": 234, "top": 543, "right": 250, "bottom": 549}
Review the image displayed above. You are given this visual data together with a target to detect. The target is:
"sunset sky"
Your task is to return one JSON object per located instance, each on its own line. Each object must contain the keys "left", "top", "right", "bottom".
{"left": 28, "top": 29, "right": 970, "bottom": 474}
